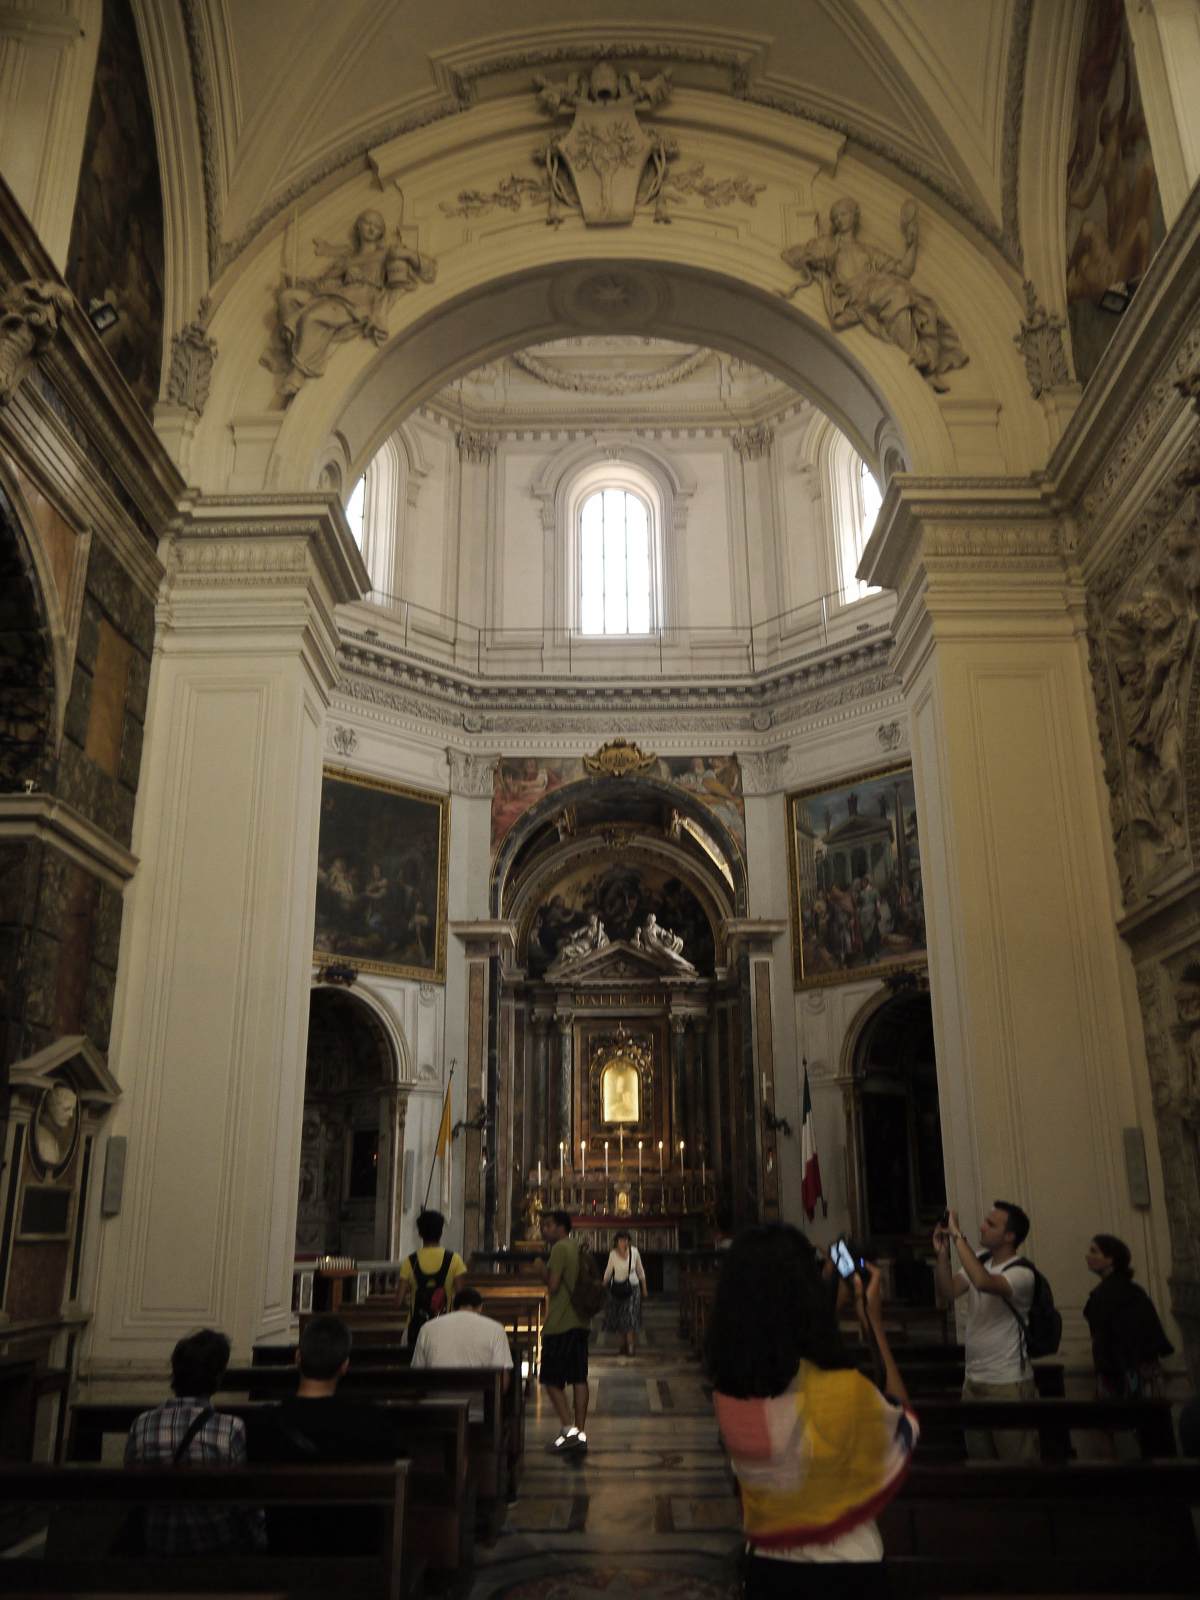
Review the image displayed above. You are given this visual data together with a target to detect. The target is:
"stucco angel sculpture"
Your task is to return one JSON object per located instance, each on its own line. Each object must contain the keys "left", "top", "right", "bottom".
{"left": 781, "top": 197, "right": 967, "bottom": 391}
{"left": 265, "top": 209, "right": 436, "bottom": 399}
{"left": 635, "top": 913, "right": 696, "bottom": 972}
{"left": 558, "top": 913, "right": 609, "bottom": 964}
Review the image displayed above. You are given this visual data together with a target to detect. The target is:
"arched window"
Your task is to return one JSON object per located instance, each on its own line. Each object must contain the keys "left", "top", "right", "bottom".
{"left": 578, "top": 485, "right": 654, "bottom": 635}
{"left": 823, "top": 429, "right": 883, "bottom": 604}
{"left": 345, "top": 475, "right": 366, "bottom": 550}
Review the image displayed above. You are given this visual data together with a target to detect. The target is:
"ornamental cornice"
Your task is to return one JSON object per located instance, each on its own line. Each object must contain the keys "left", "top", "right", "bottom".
{"left": 861, "top": 477, "right": 1067, "bottom": 595}
{"left": 170, "top": 495, "right": 369, "bottom": 606}
{"left": 1090, "top": 472, "right": 1199, "bottom": 613}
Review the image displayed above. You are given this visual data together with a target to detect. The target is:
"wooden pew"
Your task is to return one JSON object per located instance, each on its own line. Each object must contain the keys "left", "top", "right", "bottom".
{"left": 909, "top": 1395, "right": 1178, "bottom": 1461}
{"left": 67, "top": 1396, "right": 473, "bottom": 1575}
{"left": 0, "top": 1460, "right": 411, "bottom": 1599}
{"left": 881, "top": 1458, "right": 1200, "bottom": 1593}
{"left": 225, "top": 1363, "right": 515, "bottom": 1534}
{"left": 248, "top": 1344, "right": 524, "bottom": 1504}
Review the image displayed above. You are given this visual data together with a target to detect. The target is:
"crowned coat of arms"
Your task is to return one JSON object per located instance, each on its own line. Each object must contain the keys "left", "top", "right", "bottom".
{"left": 534, "top": 61, "right": 675, "bottom": 226}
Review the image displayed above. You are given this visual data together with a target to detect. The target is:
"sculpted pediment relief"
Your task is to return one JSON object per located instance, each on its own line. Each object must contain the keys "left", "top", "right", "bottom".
{"left": 545, "top": 938, "right": 695, "bottom": 983}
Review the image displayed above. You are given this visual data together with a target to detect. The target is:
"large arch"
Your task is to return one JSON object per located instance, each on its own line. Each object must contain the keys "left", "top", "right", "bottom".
{"left": 183, "top": 91, "right": 1046, "bottom": 492}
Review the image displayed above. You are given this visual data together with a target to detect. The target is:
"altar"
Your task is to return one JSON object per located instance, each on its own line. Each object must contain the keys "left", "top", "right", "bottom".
{"left": 454, "top": 740, "right": 789, "bottom": 1255}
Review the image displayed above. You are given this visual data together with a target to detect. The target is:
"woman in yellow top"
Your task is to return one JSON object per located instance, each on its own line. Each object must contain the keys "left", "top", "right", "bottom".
{"left": 708, "top": 1225, "right": 917, "bottom": 1597}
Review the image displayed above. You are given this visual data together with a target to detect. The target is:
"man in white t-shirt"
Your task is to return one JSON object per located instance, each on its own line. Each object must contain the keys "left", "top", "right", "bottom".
{"left": 933, "top": 1200, "right": 1038, "bottom": 1461}
{"left": 410, "top": 1287, "right": 513, "bottom": 1392}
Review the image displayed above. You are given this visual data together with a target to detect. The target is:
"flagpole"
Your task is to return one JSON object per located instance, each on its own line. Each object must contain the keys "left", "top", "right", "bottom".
{"left": 423, "top": 1062, "right": 454, "bottom": 1208}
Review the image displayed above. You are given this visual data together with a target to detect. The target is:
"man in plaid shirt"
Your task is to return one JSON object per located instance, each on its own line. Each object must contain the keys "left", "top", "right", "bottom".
{"left": 125, "top": 1328, "right": 266, "bottom": 1555}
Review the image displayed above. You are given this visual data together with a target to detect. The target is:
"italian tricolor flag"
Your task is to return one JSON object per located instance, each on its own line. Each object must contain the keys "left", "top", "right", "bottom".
{"left": 800, "top": 1062, "right": 824, "bottom": 1220}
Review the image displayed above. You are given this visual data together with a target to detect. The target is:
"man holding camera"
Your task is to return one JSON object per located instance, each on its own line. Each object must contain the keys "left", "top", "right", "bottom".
{"left": 933, "top": 1202, "right": 1038, "bottom": 1461}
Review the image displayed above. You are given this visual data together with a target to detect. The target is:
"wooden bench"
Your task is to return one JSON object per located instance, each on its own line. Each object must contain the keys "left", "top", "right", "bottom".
{"left": 67, "top": 1396, "right": 473, "bottom": 1574}
{"left": 0, "top": 1460, "right": 411, "bottom": 1599}
{"left": 910, "top": 1395, "right": 1179, "bottom": 1461}
{"left": 227, "top": 1363, "right": 517, "bottom": 1533}
{"left": 881, "top": 1458, "right": 1200, "bottom": 1593}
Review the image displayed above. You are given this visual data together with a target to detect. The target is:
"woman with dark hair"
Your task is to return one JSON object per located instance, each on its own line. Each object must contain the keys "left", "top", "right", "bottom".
{"left": 707, "top": 1225, "right": 917, "bottom": 1595}
{"left": 1084, "top": 1234, "right": 1173, "bottom": 1399}
{"left": 602, "top": 1230, "right": 647, "bottom": 1358}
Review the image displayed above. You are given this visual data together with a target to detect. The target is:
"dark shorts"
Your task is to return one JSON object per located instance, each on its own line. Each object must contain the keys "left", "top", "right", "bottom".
{"left": 539, "top": 1328, "right": 589, "bottom": 1388}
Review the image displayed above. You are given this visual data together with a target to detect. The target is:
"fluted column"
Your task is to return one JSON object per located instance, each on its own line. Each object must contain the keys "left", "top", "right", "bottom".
{"left": 670, "top": 1016, "right": 688, "bottom": 1164}
{"left": 532, "top": 1017, "right": 550, "bottom": 1173}
{"left": 691, "top": 1017, "right": 708, "bottom": 1168}
{"left": 555, "top": 1013, "right": 573, "bottom": 1178}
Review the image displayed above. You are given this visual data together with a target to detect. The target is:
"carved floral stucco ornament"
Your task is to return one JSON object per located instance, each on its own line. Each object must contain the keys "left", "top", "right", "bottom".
{"left": 440, "top": 62, "right": 763, "bottom": 227}
{"left": 167, "top": 295, "right": 218, "bottom": 416}
{"left": 0, "top": 278, "right": 73, "bottom": 405}
{"left": 1013, "top": 280, "right": 1069, "bottom": 399}
{"left": 582, "top": 737, "right": 658, "bottom": 777}
{"left": 781, "top": 197, "right": 968, "bottom": 391}
{"left": 262, "top": 208, "right": 436, "bottom": 400}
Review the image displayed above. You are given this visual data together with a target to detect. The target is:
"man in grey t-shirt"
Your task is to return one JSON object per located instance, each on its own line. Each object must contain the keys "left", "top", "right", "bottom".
{"left": 934, "top": 1200, "right": 1038, "bottom": 1460}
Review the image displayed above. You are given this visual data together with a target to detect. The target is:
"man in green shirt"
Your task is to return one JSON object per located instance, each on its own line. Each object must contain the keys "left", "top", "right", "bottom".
{"left": 536, "top": 1209, "right": 590, "bottom": 1452}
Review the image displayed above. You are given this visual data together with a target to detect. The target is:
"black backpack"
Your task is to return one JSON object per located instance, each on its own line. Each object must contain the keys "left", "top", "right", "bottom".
{"left": 994, "top": 1254, "right": 1063, "bottom": 1361}
{"left": 407, "top": 1249, "right": 452, "bottom": 1347}
{"left": 568, "top": 1242, "right": 607, "bottom": 1321}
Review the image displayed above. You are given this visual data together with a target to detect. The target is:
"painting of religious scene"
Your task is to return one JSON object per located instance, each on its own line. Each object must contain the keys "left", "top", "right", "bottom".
{"left": 314, "top": 769, "right": 450, "bottom": 981}
{"left": 65, "top": 0, "right": 166, "bottom": 418}
{"left": 1065, "top": 0, "right": 1164, "bottom": 386}
{"left": 491, "top": 751, "right": 745, "bottom": 855}
{"left": 525, "top": 861, "right": 715, "bottom": 978}
{"left": 786, "top": 764, "right": 926, "bottom": 988}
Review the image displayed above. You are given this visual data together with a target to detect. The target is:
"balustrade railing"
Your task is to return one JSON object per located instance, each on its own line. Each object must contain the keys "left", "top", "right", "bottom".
{"left": 347, "top": 585, "right": 893, "bottom": 683}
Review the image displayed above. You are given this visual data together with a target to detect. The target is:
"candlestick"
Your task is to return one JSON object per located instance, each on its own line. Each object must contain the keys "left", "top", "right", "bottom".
{"left": 604, "top": 1141, "right": 609, "bottom": 1179}
{"left": 658, "top": 1140, "right": 663, "bottom": 1177}
{"left": 619, "top": 1126, "right": 624, "bottom": 1167}
{"left": 638, "top": 1140, "right": 643, "bottom": 1179}
{"left": 701, "top": 1153, "right": 706, "bottom": 1190}
{"left": 559, "top": 1140, "right": 564, "bottom": 1175}
{"left": 537, "top": 1159, "right": 542, "bottom": 1188}
{"left": 580, "top": 1139, "right": 586, "bottom": 1177}
{"left": 679, "top": 1139, "right": 685, "bottom": 1169}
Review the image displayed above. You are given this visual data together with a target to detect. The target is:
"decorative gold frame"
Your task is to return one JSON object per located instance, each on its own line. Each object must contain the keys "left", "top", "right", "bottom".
{"left": 314, "top": 767, "right": 451, "bottom": 981}
{"left": 588, "top": 1028, "right": 655, "bottom": 1134}
{"left": 785, "top": 760, "right": 927, "bottom": 990}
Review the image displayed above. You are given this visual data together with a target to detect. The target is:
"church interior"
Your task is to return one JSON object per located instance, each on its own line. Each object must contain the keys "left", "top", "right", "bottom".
{"left": 2, "top": 0, "right": 1200, "bottom": 1591}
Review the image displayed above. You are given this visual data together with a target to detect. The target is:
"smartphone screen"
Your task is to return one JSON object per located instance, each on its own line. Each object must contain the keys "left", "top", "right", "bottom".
{"left": 831, "top": 1238, "right": 857, "bottom": 1279}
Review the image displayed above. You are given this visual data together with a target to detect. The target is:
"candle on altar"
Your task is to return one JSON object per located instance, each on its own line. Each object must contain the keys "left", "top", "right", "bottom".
{"left": 604, "top": 1141, "right": 609, "bottom": 1179}
{"left": 679, "top": 1139, "right": 685, "bottom": 1169}
{"left": 580, "top": 1139, "right": 586, "bottom": 1176}
{"left": 701, "top": 1151, "right": 706, "bottom": 1189}
{"left": 619, "top": 1126, "right": 624, "bottom": 1166}
{"left": 638, "top": 1140, "right": 643, "bottom": 1179}
{"left": 537, "top": 1159, "right": 542, "bottom": 1187}
{"left": 559, "top": 1140, "right": 564, "bottom": 1175}
{"left": 657, "top": 1140, "right": 663, "bottom": 1177}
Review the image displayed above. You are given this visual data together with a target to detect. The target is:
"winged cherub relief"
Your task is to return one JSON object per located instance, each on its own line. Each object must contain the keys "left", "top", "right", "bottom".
{"left": 781, "top": 197, "right": 968, "bottom": 391}
{"left": 263, "top": 208, "right": 436, "bottom": 400}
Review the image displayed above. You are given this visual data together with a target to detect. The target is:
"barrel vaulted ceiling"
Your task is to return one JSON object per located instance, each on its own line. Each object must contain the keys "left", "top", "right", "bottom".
{"left": 186, "top": 0, "right": 1028, "bottom": 278}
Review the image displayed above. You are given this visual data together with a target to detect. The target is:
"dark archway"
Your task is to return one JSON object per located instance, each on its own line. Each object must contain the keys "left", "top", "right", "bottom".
{"left": 848, "top": 987, "right": 945, "bottom": 1303}
{"left": 0, "top": 484, "right": 55, "bottom": 791}
{"left": 297, "top": 987, "right": 401, "bottom": 1261}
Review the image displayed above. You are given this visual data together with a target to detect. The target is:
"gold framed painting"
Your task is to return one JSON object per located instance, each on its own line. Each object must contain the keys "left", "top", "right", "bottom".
{"left": 314, "top": 768, "right": 450, "bottom": 981}
{"left": 785, "top": 762, "right": 926, "bottom": 989}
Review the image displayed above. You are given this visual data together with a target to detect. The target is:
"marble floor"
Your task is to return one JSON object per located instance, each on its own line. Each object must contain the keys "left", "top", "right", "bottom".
{"left": 465, "top": 1300, "right": 742, "bottom": 1598}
